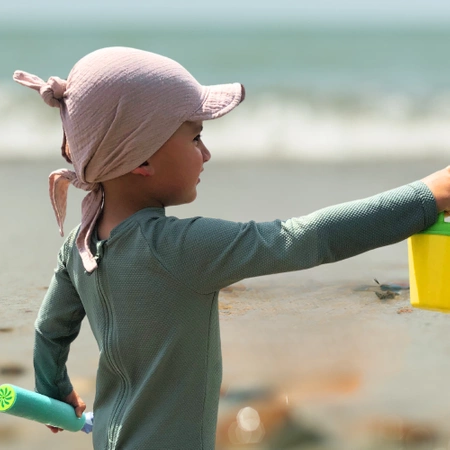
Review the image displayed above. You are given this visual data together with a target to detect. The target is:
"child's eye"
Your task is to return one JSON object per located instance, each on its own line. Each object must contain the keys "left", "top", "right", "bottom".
{"left": 194, "top": 134, "right": 202, "bottom": 143}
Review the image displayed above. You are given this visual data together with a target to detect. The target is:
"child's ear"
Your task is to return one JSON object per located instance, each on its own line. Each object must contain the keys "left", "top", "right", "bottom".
{"left": 130, "top": 164, "right": 155, "bottom": 177}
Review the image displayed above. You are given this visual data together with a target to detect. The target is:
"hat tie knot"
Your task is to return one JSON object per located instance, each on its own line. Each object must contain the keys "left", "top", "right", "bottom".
{"left": 40, "top": 76, "right": 67, "bottom": 107}
{"left": 13, "top": 71, "right": 67, "bottom": 108}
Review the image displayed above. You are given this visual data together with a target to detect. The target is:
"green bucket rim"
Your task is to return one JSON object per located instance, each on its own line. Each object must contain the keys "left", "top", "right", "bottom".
{"left": 419, "top": 212, "right": 450, "bottom": 236}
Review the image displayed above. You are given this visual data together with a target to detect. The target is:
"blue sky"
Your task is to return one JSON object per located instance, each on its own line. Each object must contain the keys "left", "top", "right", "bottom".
{"left": 2, "top": 0, "right": 450, "bottom": 25}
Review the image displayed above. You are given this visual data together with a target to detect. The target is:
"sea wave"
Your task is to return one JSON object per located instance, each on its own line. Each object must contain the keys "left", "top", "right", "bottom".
{"left": 2, "top": 85, "right": 450, "bottom": 161}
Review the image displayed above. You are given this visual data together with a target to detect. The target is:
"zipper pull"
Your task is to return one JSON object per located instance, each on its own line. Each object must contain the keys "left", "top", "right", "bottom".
{"left": 94, "top": 241, "right": 106, "bottom": 264}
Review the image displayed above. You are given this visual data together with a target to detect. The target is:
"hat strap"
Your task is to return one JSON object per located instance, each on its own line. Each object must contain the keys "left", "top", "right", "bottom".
{"left": 49, "top": 169, "right": 103, "bottom": 273}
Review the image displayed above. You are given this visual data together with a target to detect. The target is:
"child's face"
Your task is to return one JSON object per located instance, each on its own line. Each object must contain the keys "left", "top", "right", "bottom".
{"left": 144, "top": 120, "right": 210, "bottom": 207}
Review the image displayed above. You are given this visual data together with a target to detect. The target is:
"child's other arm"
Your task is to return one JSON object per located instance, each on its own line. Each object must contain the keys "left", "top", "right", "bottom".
{"left": 34, "top": 249, "right": 85, "bottom": 403}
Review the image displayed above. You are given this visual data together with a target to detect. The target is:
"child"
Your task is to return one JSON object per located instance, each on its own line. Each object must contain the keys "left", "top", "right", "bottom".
{"left": 13, "top": 47, "right": 450, "bottom": 450}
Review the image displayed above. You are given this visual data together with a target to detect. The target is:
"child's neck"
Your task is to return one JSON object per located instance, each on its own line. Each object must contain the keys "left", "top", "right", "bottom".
{"left": 96, "top": 177, "right": 162, "bottom": 240}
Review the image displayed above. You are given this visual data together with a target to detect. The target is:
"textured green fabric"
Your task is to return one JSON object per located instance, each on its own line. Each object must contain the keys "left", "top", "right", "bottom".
{"left": 34, "top": 181, "right": 436, "bottom": 450}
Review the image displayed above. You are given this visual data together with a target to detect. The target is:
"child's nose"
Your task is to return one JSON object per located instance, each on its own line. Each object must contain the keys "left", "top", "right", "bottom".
{"left": 201, "top": 144, "right": 211, "bottom": 163}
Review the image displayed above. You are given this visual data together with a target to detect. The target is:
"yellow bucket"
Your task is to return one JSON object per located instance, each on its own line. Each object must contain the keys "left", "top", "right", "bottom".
{"left": 408, "top": 213, "right": 450, "bottom": 312}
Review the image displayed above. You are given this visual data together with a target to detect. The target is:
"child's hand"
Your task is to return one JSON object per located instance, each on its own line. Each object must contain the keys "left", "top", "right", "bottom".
{"left": 47, "top": 389, "right": 86, "bottom": 433}
{"left": 421, "top": 166, "right": 450, "bottom": 212}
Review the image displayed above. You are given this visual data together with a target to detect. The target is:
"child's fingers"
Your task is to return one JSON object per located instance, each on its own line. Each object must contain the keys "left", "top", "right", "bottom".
{"left": 46, "top": 425, "right": 63, "bottom": 433}
{"left": 75, "top": 403, "right": 86, "bottom": 418}
{"left": 64, "top": 390, "right": 87, "bottom": 418}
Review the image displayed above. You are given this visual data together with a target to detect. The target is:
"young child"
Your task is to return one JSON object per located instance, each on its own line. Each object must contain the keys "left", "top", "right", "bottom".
{"left": 13, "top": 46, "right": 450, "bottom": 450}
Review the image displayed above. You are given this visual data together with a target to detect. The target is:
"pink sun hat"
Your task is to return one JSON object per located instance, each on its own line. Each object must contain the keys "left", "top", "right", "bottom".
{"left": 13, "top": 47, "right": 245, "bottom": 272}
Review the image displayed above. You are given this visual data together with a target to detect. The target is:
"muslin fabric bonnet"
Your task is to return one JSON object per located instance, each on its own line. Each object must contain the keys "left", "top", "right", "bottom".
{"left": 13, "top": 47, "right": 244, "bottom": 273}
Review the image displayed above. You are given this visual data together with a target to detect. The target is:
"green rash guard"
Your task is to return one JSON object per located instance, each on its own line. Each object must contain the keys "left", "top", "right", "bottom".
{"left": 34, "top": 181, "right": 436, "bottom": 450}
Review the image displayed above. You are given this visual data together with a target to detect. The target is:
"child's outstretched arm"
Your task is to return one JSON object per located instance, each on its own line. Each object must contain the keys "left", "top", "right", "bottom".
{"left": 150, "top": 174, "right": 445, "bottom": 294}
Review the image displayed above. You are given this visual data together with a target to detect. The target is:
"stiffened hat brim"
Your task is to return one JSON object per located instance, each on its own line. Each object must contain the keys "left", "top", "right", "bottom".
{"left": 190, "top": 83, "right": 245, "bottom": 121}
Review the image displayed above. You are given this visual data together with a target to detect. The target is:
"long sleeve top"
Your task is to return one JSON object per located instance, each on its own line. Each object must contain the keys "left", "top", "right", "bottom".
{"left": 34, "top": 181, "right": 437, "bottom": 450}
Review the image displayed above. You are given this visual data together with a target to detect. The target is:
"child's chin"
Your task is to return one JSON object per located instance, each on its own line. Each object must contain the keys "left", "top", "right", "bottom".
{"left": 172, "top": 190, "right": 197, "bottom": 206}
{"left": 186, "top": 191, "right": 198, "bottom": 203}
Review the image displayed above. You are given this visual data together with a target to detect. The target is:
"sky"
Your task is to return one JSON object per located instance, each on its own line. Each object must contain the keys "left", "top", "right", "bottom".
{"left": 2, "top": 0, "right": 450, "bottom": 25}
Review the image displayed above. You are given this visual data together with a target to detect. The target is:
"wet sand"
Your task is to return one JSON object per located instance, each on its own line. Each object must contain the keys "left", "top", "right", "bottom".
{"left": 1, "top": 158, "right": 450, "bottom": 449}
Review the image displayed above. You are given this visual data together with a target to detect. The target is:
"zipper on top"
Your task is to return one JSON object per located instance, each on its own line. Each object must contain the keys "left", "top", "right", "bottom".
{"left": 94, "top": 241, "right": 129, "bottom": 448}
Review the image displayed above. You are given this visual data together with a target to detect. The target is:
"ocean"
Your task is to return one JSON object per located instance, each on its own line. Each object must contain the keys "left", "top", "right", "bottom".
{"left": 2, "top": 23, "right": 450, "bottom": 161}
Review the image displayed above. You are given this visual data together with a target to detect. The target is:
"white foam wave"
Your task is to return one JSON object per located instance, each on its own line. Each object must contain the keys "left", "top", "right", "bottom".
{"left": 1, "top": 85, "right": 62, "bottom": 158}
{"left": 2, "top": 88, "right": 450, "bottom": 161}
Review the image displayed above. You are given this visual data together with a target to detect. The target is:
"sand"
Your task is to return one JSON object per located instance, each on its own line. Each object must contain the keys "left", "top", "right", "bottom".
{"left": 1, "top": 158, "right": 450, "bottom": 449}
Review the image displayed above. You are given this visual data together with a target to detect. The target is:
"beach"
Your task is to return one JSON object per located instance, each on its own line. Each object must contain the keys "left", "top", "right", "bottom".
{"left": 1, "top": 158, "right": 450, "bottom": 449}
